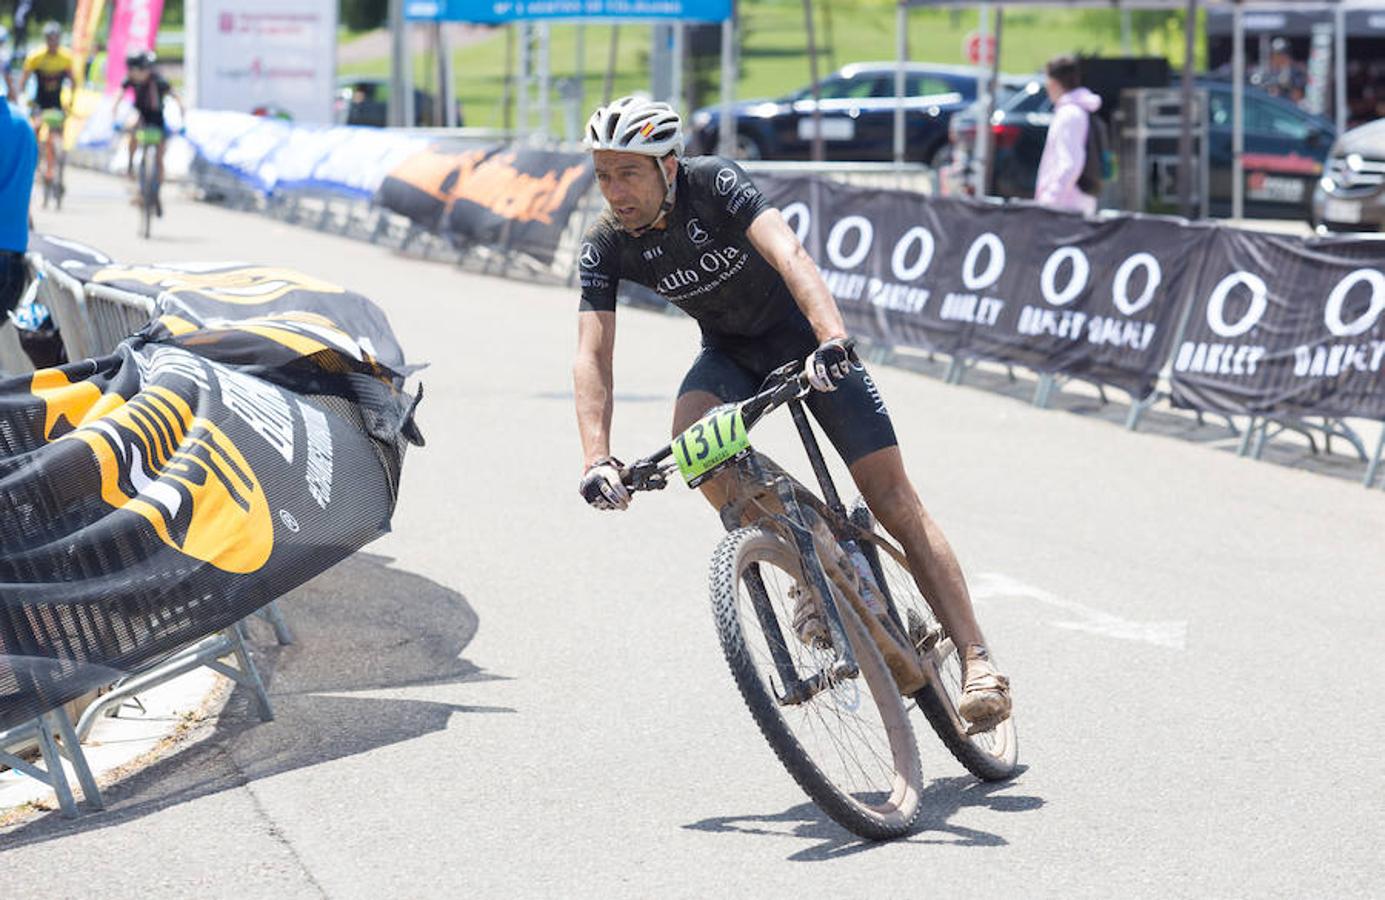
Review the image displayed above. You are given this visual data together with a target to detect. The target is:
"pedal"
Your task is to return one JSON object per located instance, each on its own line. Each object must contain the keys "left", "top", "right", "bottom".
{"left": 907, "top": 608, "right": 940, "bottom": 653}
{"left": 965, "top": 713, "right": 1008, "bottom": 736}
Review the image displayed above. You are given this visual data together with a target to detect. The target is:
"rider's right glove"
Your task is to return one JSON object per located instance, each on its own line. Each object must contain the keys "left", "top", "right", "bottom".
{"left": 579, "top": 456, "right": 631, "bottom": 511}
{"left": 803, "top": 337, "right": 856, "bottom": 392}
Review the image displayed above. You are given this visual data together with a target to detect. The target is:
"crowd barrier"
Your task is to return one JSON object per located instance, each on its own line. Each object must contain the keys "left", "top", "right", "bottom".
{"left": 158, "top": 112, "right": 1383, "bottom": 490}
{"left": 1, "top": 240, "right": 422, "bottom": 816}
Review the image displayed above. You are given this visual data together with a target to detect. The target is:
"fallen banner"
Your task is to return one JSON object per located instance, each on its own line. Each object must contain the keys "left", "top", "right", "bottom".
{"left": 0, "top": 262, "right": 423, "bottom": 734}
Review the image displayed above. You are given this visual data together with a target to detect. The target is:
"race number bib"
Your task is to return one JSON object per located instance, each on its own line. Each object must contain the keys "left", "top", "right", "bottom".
{"left": 673, "top": 407, "right": 751, "bottom": 488}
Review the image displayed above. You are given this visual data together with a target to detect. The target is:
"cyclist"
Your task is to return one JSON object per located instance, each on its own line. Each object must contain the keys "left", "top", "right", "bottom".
{"left": 113, "top": 49, "right": 182, "bottom": 214}
{"left": 20, "top": 22, "right": 76, "bottom": 189}
{"left": 571, "top": 96, "right": 1012, "bottom": 730}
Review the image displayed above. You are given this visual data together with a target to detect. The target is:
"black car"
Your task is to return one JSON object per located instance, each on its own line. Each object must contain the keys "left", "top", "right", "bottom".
{"left": 687, "top": 62, "right": 1012, "bottom": 165}
{"left": 948, "top": 78, "right": 1335, "bottom": 219}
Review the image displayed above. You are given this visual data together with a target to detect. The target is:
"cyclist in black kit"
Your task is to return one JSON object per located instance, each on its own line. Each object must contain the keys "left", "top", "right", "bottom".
{"left": 572, "top": 96, "right": 1011, "bottom": 729}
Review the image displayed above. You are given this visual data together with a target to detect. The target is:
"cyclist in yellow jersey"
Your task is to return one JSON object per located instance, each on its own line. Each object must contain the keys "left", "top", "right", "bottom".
{"left": 22, "top": 23, "right": 77, "bottom": 185}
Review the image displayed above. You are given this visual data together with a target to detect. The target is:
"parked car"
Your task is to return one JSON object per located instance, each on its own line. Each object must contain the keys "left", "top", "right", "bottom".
{"left": 687, "top": 62, "right": 1022, "bottom": 165}
{"left": 1312, "top": 117, "right": 1385, "bottom": 233}
{"left": 334, "top": 77, "right": 464, "bottom": 128}
{"left": 949, "top": 78, "right": 1335, "bottom": 219}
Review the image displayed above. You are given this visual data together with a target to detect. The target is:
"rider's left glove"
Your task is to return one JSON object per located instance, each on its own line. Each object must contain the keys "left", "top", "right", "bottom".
{"left": 579, "top": 456, "right": 631, "bottom": 511}
{"left": 803, "top": 337, "right": 856, "bottom": 393}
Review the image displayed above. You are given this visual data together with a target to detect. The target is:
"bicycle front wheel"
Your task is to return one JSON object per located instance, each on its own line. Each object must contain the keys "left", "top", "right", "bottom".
{"left": 848, "top": 498, "right": 1019, "bottom": 782}
{"left": 710, "top": 525, "right": 922, "bottom": 840}
{"left": 138, "top": 151, "right": 154, "bottom": 239}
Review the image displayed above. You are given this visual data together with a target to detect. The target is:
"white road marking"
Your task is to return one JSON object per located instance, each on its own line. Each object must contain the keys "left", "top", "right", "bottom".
{"left": 972, "top": 572, "right": 1188, "bottom": 651}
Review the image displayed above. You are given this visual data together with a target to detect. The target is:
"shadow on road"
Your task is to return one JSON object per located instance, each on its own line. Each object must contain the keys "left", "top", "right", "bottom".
{"left": 683, "top": 768, "right": 1043, "bottom": 860}
{"left": 0, "top": 551, "right": 505, "bottom": 848}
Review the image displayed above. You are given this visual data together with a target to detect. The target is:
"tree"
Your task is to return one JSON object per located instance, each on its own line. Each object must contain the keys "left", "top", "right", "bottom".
{"left": 341, "top": 0, "right": 389, "bottom": 32}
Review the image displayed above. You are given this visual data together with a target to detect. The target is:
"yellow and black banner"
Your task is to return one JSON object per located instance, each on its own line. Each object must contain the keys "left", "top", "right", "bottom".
{"left": 0, "top": 261, "right": 422, "bottom": 733}
{"left": 376, "top": 142, "right": 594, "bottom": 265}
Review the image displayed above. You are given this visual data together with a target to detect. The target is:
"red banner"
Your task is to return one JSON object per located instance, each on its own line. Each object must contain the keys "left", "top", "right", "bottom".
{"left": 105, "top": 0, "right": 165, "bottom": 96}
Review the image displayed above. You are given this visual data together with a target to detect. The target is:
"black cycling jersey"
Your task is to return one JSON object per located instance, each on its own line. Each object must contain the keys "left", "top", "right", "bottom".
{"left": 122, "top": 74, "right": 171, "bottom": 128}
{"left": 579, "top": 154, "right": 900, "bottom": 466}
{"left": 578, "top": 156, "right": 806, "bottom": 342}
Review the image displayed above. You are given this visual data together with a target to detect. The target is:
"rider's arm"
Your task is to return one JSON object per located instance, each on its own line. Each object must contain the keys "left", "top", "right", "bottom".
{"left": 574, "top": 310, "right": 617, "bottom": 467}
{"left": 746, "top": 209, "right": 847, "bottom": 343}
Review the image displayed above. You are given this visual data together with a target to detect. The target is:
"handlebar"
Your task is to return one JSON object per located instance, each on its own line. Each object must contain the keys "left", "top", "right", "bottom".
{"left": 620, "top": 340, "right": 858, "bottom": 494}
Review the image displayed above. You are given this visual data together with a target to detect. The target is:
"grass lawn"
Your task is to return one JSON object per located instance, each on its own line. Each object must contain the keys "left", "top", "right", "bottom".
{"left": 339, "top": 1, "right": 1206, "bottom": 132}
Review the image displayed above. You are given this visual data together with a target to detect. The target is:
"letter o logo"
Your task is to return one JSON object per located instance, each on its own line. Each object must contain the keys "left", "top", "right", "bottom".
{"left": 1040, "top": 247, "right": 1090, "bottom": 307}
{"left": 962, "top": 233, "right": 1005, "bottom": 291}
{"left": 1206, "top": 271, "right": 1269, "bottom": 339}
{"left": 1112, "top": 253, "right": 1163, "bottom": 317}
{"left": 827, "top": 216, "right": 873, "bottom": 270}
{"left": 890, "top": 226, "right": 935, "bottom": 282}
{"left": 781, "top": 202, "right": 810, "bottom": 244}
{"left": 1324, "top": 268, "right": 1385, "bottom": 338}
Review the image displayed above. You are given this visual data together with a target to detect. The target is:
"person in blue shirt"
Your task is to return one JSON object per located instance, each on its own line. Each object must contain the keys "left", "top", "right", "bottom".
{"left": 1, "top": 98, "right": 37, "bottom": 316}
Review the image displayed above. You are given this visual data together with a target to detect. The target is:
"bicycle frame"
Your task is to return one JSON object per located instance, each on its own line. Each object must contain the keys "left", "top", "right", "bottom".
{"left": 624, "top": 359, "right": 926, "bottom": 706}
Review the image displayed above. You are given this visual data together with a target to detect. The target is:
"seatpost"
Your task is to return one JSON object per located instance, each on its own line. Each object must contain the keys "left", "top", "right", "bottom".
{"left": 787, "top": 398, "right": 845, "bottom": 518}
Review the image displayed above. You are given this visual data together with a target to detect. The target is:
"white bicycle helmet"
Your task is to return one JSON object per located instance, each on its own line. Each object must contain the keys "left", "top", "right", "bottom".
{"left": 584, "top": 95, "right": 684, "bottom": 158}
{"left": 585, "top": 96, "right": 685, "bottom": 235}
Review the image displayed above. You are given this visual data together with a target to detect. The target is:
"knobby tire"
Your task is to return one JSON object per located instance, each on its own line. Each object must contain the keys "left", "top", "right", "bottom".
{"left": 847, "top": 497, "right": 1019, "bottom": 782}
{"left": 710, "top": 525, "right": 922, "bottom": 840}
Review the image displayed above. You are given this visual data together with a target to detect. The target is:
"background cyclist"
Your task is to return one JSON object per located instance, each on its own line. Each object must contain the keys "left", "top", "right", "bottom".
{"left": 112, "top": 50, "right": 183, "bottom": 214}
{"left": 20, "top": 22, "right": 76, "bottom": 187}
{"left": 572, "top": 96, "right": 1012, "bottom": 731}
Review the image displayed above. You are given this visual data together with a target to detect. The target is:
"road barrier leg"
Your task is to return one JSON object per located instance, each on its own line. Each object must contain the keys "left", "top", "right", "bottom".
{"left": 1237, "top": 417, "right": 1259, "bottom": 457}
{"left": 256, "top": 600, "right": 294, "bottom": 646}
{"left": 35, "top": 716, "right": 79, "bottom": 818}
{"left": 46, "top": 707, "right": 103, "bottom": 810}
{"left": 1365, "top": 426, "right": 1385, "bottom": 489}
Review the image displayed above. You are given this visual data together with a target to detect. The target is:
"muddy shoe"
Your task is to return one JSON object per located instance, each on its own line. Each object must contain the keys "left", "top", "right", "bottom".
{"left": 790, "top": 584, "right": 830, "bottom": 649}
{"left": 958, "top": 645, "right": 1011, "bottom": 733}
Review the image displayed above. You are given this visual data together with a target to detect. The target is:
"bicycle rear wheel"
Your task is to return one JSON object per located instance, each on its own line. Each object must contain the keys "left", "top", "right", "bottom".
{"left": 710, "top": 524, "right": 922, "bottom": 840}
{"left": 848, "top": 498, "right": 1019, "bottom": 782}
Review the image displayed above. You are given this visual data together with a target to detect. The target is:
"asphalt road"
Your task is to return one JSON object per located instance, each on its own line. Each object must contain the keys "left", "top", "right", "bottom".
{"left": 2, "top": 170, "right": 1382, "bottom": 898}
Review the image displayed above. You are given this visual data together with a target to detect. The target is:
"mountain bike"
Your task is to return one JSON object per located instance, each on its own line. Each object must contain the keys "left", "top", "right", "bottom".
{"left": 37, "top": 109, "right": 66, "bottom": 210}
{"left": 621, "top": 350, "right": 1019, "bottom": 840}
{"left": 133, "top": 126, "right": 166, "bottom": 239}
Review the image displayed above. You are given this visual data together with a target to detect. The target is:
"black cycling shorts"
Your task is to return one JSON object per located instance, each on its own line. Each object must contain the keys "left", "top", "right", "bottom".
{"left": 677, "top": 342, "right": 898, "bottom": 467}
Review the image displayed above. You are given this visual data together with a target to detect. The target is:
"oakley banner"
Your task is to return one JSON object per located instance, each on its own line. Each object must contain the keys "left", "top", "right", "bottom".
{"left": 1170, "top": 229, "right": 1385, "bottom": 420}
{"left": 377, "top": 143, "right": 594, "bottom": 265}
{"left": 756, "top": 177, "right": 1201, "bottom": 397}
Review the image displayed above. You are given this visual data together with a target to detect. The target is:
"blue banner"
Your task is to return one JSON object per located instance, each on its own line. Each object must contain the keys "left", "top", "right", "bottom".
{"left": 405, "top": 0, "right": 731, "bottom": 22}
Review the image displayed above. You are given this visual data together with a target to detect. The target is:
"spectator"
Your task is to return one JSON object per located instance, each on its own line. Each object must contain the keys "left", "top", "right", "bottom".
{"left": 0, "top": 96, "right": 37, "bottom": 317}
{"left": 1035, "top": 55, "right": 1102, "bottom": 216}
{"left": 1253, "top": 37, "right": 1308, "bottom": 106}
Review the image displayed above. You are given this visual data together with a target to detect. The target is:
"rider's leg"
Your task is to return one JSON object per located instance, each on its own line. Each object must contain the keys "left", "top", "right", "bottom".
{"left": 126, "top": 129, "right": 136, "bottom": 177}
{"left": 847, "top": 447, "right": 984, "bottom": 650}
{"left": 45, "top": 128, "right": 57, "bottom": 180}
{"left": 155, "top": 137, "right": 167, "bottom": 185}
{"left": 809, "top": 364, "right": 1010, "bottom": 723}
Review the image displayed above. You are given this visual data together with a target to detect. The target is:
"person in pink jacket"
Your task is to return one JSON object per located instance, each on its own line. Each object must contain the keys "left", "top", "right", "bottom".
{"left": 1035, "top": 56, "right": 1102, "bottom": 215}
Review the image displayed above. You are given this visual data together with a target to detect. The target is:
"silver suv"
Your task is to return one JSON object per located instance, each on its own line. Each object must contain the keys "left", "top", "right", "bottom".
{"left": 1313, "top": 119, "right": 1385, "bottom": 233}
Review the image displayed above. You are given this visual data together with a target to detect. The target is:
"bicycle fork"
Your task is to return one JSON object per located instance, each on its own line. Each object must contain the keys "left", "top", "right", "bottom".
{"left": 721, "top": 485, "right": 860, "bottom": 707}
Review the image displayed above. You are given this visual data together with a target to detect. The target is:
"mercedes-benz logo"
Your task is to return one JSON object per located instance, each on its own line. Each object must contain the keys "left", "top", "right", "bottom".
{"left": 579, "top": 242, "right": 601, "bottom": 268}
{"left": 686, "top": 218, "right": 710, "bottom": 244}
{"left": 715, "top": 168, "right": 738, "bottom": 195}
